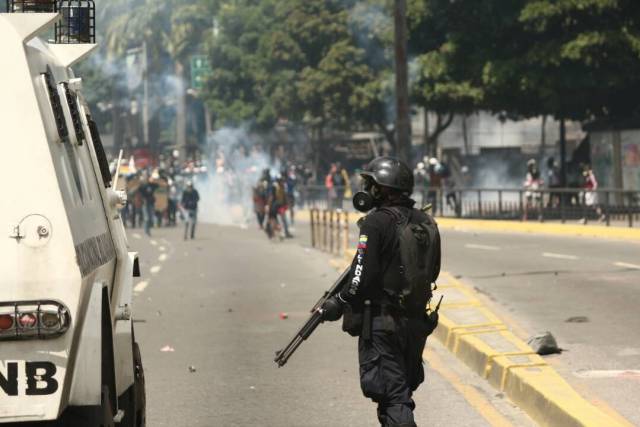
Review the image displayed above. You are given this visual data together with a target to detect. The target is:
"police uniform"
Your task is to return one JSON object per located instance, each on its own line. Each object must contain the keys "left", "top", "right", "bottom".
{"left": 320, "top": 156, "right": 439, "bottom": 427}
{"left": 337, "top": 199, "right": 431, "bottom": 427}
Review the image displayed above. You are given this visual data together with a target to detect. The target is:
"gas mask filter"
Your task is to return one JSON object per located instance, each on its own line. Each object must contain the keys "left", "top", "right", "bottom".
{"left": 352, "top": 178, "right": 377, "bottom": 212}
{"left": 353, "top": 191, "right": 374, "bottom": 212}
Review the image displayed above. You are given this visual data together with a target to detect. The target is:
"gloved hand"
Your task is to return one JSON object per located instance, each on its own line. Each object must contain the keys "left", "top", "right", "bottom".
{"left": 320, "top": 295, "right": 344, "bottom": 322}
{"left": 425, "top": 310, "right": 439, "bottom": 335}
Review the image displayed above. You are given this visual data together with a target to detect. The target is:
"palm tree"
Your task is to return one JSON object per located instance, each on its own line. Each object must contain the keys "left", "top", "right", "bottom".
{"left": 103, "top": 0, "right": 210, "bottom": 154}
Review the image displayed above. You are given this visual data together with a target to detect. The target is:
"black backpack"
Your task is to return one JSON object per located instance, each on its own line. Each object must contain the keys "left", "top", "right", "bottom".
{"left": 380, "top": 207, "right": 441, "bottom": 315}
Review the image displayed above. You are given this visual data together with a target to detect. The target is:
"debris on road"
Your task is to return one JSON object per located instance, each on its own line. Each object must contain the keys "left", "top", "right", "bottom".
{"left": 279, "top": 312, "right": 288, "bottom": 320}
{"left": 188, "top": 365, "right": 197, "bottom": 373}
{"left": 160, "top": 345, "right": 175, "bottom": 352}
{"left": 227, "top": 308, "right": 233, "bottom": 313}
{"left": 565, "top": 316, "right": 589, "bottom": 323}
{"left": 528, "top": 332, "right": 562, "bottom": 355}
{"left": 249, "top": 386, "right": 256, "bottom": 390}
{"left": 280, "top": 283, "right": 286, "bottom": 288}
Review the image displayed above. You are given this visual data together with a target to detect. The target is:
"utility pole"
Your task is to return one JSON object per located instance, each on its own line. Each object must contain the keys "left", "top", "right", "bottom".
{"left": 559, "top": 117, "right": 566, "bottom": 186}
{"left": 142, "top": 41, "right": 150, "bottom": 150}
{"left": 394, "top": 0, "right": 411, "bottom": 163}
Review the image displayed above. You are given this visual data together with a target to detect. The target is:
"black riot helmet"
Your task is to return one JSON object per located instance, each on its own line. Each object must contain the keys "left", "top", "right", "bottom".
{"left": 353, "top": 156, "right": 414, "bottom": 212}
{"left": 360, "top": 156, "right": 414, "bottom": 193}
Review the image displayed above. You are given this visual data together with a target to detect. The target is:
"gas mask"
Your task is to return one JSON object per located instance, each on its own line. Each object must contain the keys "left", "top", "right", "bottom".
{"left": 352, "top": 178, "right": 380, "bottom": 212}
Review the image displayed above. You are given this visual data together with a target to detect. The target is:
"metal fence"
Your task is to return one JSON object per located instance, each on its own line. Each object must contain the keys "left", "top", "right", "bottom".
{"left": 298, "top": 185, "right": 640, "bottom": 227}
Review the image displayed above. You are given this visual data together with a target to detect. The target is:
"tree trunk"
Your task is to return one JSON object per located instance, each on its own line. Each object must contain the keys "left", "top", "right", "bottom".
{"left": 313, "top": 126, "right": 324, "bottom": 184}
{"left": 538, "top": 115, "right": 547, "bottom": 158}
{"left": 559, "top": 117, "right": 566, "bottom": 186}
{"left": 462, "top": 114, "right": 469, "bottom": 156}
{"left": 422, "top": 109, "right": 429, "bottom": 159}
{"left": 426, "top": 112, "right": 454, "bottom": 157}
{"left": 175, "top": 60, "right": 187, "bottom": 158}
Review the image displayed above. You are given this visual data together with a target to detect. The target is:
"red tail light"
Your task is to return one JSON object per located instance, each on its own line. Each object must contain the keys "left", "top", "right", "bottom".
{"left": 0, "top": 314, "right": 13, "bottom": 330}
{"left": 0, "top": 300, "right": 70, "bottom": 340}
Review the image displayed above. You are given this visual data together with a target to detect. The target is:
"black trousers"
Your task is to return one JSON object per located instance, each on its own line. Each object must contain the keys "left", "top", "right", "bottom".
{"left": 358, "top": 316, "right": 428, "bottom": 427}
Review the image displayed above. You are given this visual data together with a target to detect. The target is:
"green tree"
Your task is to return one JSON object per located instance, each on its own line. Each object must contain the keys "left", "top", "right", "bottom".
{"left": 204, "top": 0, "right": 395, "bottom": 169}
{"left": 104, "top": 0, "right": 211, "bottom": 152}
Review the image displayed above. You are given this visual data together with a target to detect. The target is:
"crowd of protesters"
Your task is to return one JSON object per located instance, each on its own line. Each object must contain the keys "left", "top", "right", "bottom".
{"left": 252, "top": 164, "right": 311, "bottom": 240}
{"left": 117, "top": 152, "right": 204, "bottom": 239}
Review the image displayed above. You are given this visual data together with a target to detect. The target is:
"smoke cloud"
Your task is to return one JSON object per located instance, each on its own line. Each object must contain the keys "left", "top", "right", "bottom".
{"left": 194, "top": 126, "right": 280, "bottom": 226}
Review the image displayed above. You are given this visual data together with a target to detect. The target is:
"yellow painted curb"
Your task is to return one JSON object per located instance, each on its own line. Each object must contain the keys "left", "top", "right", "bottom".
{"left": 432, "top": 272, "right": 633, "bottom": 427}
{"left": 436, "top": 218, "right": 640, "bottom": 241}
{"left": 324, "top": 253, "right": 633, "bottom": 425}
{"left": 300, "top": 209, "right": 640, "bottom": 241}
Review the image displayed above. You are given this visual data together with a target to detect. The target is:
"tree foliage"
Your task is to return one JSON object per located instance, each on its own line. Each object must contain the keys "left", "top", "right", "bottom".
{"left": 408, "top": 0, "right": 640, "bottom": 122}
{"left": 204, "top": 0, "right": 394, "bottom": 138}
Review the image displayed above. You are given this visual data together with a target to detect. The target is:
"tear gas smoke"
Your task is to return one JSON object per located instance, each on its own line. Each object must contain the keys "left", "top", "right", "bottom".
{"left": 194, "top": 127, "right": 281, "bottom": 226}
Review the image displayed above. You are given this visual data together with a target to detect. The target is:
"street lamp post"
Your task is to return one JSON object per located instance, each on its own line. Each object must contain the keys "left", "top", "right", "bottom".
{"left": 394, "top": 0, "right": 411, "bottom": 163}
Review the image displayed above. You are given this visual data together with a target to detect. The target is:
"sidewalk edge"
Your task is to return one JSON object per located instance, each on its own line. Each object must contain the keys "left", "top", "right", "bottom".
{"left": 328, "top": 255, "right": 632, "bottom": 427}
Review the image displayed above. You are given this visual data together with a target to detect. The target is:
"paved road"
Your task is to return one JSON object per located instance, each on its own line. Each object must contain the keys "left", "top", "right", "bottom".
{"left": 296, "top": 212, "right": 640, "bottom": 425}
{"left": 440, "top": 228, "right": 640, "bottom": 425}
{"left": 126, "top": 224, "right": 533, "bottom": 427}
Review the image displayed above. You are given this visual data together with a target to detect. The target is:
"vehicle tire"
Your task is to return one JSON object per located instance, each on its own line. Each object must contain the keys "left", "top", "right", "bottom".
{"left": 133, "top": 342, "right": 146, "bottom": 427}
{"left": 117, "top": 339, "right": 146, "bottom": 427}
{"left": 101, "top": 385, "right": 116, "bottom": 427}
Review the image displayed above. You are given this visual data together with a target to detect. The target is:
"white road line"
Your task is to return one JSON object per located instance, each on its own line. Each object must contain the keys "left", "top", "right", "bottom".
{"left": 132, "top": 233, "right": 142, "bottom": 240}
{"left": 159, "top": 246, "right": 166, "bottom": 252}
{"left": 542, "top": 252, "right": 578, "bottom": 260}
{"left": 464, "top": 243, "right": 500, "bottom": 251}
{"left": 150, "top": 265, "right": 161, "bottom": 274}
{"left": 158, "top": 253, "right": 168, "bottom": 262}
{"left": 614, "top": 261, "right": 640, "bottom": 270}
{"left": 150, "top": 239, "right": 158, "bottom": 246}
{"left": 133, "top": 280, "right": 149, "bottom": 294}
{"left": 574, "top": 370, "right": 640, "bottom": 379}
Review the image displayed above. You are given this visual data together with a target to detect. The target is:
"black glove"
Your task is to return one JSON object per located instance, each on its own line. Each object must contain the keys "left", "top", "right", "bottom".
{"left": 321, "top": 296, "right": 344, "bottom": 322}
{"left": 425, "top": 310, "right": 439, "bottom": 335}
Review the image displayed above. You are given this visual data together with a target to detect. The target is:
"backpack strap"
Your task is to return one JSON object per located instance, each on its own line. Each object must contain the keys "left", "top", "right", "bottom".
{"left": 378, "top": 206, "right": 410, "bottom": 226}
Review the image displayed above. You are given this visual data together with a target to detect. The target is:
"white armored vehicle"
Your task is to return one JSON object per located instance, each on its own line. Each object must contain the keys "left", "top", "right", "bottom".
{"left": 0, "top": 1, "right": 145, "bottom": 425}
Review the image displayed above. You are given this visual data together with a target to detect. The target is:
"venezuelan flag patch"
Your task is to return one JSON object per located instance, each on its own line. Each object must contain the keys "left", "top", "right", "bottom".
{"left": 357, "top": 235, "right": 368, "bottom": 249}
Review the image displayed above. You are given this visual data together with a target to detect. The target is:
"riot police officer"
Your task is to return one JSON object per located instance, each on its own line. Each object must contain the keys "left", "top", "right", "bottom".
{"left": 322, "top": 156, "right": 441, "bottom": 427}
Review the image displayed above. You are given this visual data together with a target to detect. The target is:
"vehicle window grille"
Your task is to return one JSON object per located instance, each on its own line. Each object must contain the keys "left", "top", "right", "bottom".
{"left": 87, "top": 117, "right": 112, "bottom": 188}
{"left": 42, "top": 69, "right": 69, "bottom": 143}
{"left": 6, "top": 0, "right": 57, "bottom": 13}
{"left": 55, "top": 1, "right": 95, "bottom": 44}
{"left": 62, "top": 83, "right": 85, "bottom": 145}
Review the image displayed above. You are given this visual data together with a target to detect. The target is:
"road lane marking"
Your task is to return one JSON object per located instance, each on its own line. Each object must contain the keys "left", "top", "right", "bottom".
{"left": 465, "top": 243, "right": 500, "bottom": 251}
{"left": 159, "top": 245, "right": 166, "bottom": 252}
{"left": 150, "top": 239, "right": 158, "bottom": 246}
{"left": 424, "top": 348, "right": 514, "bottom": 427}
{"left": 542, "top": 252, "right": 578, "bottom": 260}
{"left": 150, "top": 265, "right": 161, "bottom": 274}
{"left": 158, "top": 253, "right": 168, "bottom": 262}
{"left": 618, "top": 348, "right": 640, "bottom": 357}
{"left": 133, "top": 280, "right": 149, "bottom": 294}
{"left": 614, "top": 262, "right": 640, "bottom": 270}
{"left": 574, "top": 370, "right": 640, "bottom": 379}
{"left": 132, "top": 233, "right": 142, "bottom": 240}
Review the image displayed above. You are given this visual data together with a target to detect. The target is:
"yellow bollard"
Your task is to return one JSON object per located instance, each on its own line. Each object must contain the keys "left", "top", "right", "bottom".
{"left": 322, "top": 210, "right": 328, "bottom": 251}
{"left": 329, "top": 210, "right": 335, "bottom": 254}
{"left": 342, "top": 211, "right": 349, "bottom": 258}
{"left": 310, "top": 208, "right": 317, "bottom": 248}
